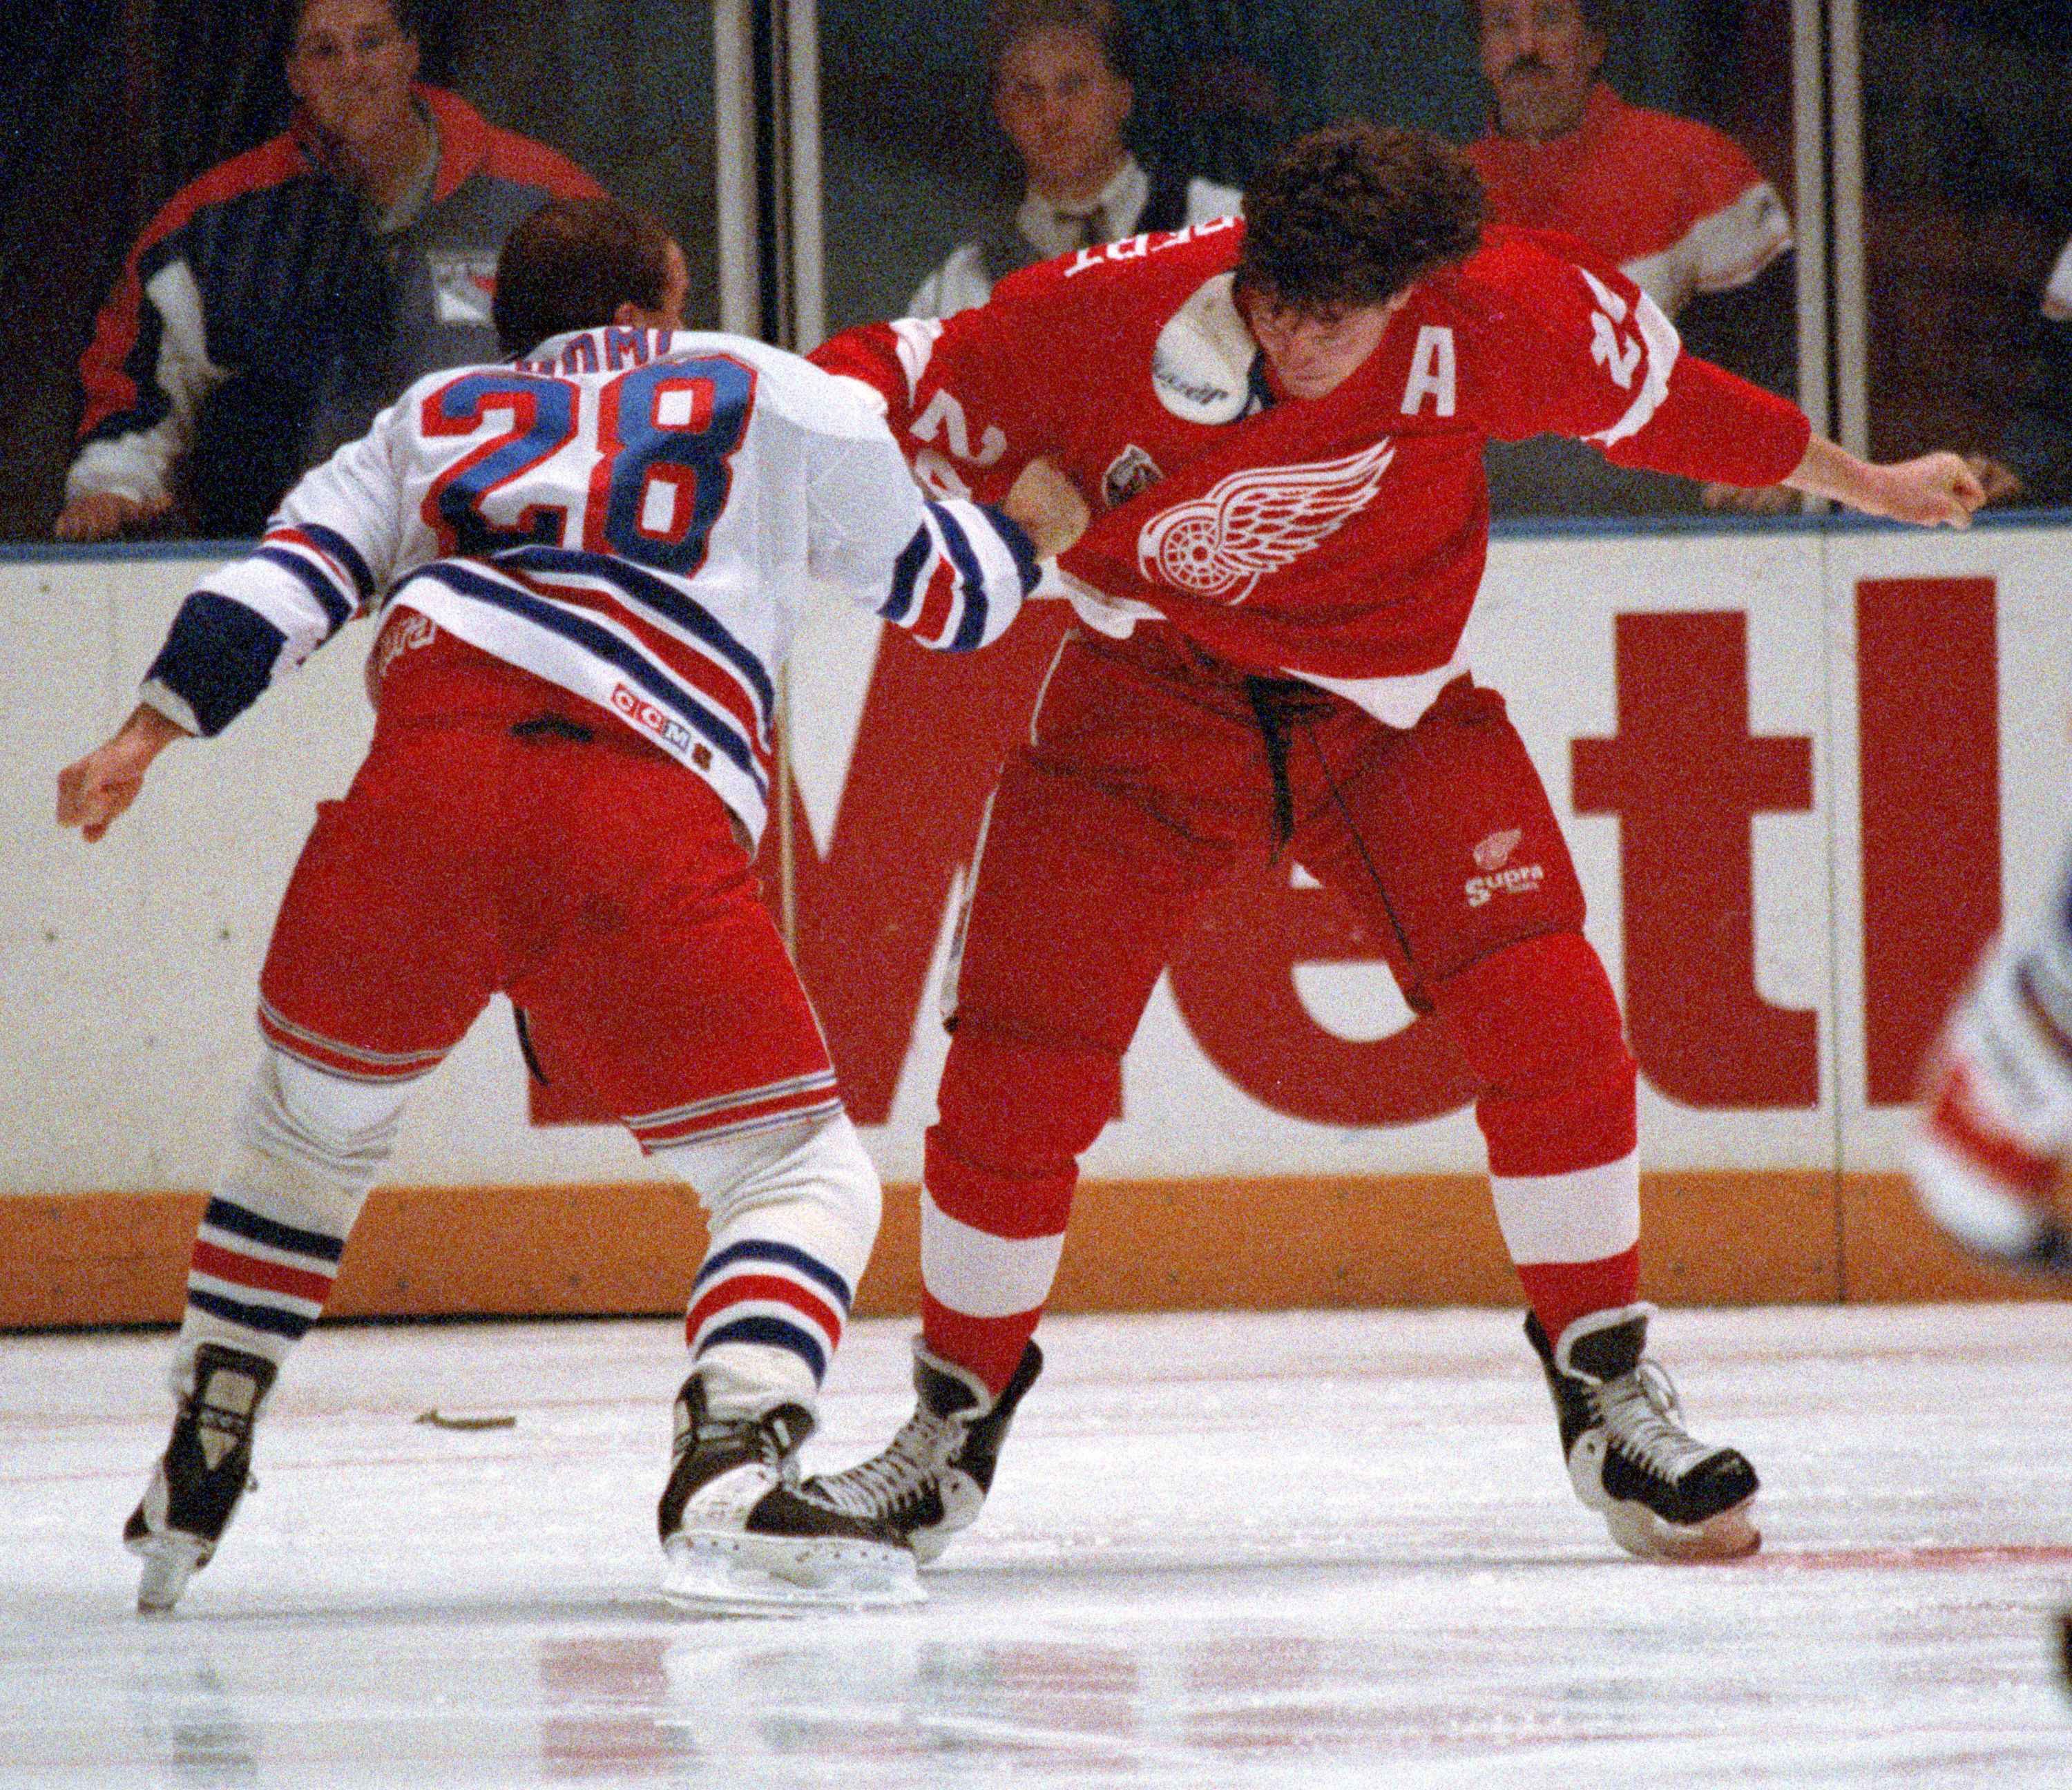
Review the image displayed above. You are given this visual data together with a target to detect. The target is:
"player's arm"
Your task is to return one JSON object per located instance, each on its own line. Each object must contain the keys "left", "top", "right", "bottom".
{"left": 803, "top": 379, "right": 1071, "bottom": 651}
{"left": 1504, "top": 247, "right": 1982, "bottom": 526}
{"left": 1779, "top": 436, "right": 1982, "bottom": 526}
{"left": 56, "top": 411, "right": 407, "bottom": 842}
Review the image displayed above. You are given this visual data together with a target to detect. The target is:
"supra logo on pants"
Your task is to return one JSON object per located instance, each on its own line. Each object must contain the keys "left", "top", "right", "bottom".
{"left": 1466, "top": 827, "right": 1544, "bottom": 907}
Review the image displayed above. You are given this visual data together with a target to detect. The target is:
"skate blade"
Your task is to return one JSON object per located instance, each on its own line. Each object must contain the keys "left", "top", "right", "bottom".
{"left": 128, "top": 1535, "right": 209, "bottom": 1615}
{"left": 1604, "top": 1494, "right": 1761, "bottom": 1563}
{"left": 660, "top": 1532, "right": 925, "bottom": 1616}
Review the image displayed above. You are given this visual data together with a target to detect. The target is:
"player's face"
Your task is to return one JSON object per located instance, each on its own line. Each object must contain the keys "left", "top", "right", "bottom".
{"left": 992, "top": 26, "right": 1134, "bottom": 203}
{"left": 1243, "top": 291, "right": 1408, "bottom": 401}
{"left": 287, "top": 0, "right": 421, "bottom": 153}
{"left": 1479, "top": 0, "right": 1605, "bottom": 141}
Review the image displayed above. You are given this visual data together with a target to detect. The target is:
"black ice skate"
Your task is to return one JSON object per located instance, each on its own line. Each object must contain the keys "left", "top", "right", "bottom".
{"left": 801, "top": 1337, "right": 1042, "bottom": 1563}
{"left": 656, "top": 1374, "right": 921, "bottom": 1614}
{"left": 1526, "top": 1305, "right": 1761, "bottom": 1561}
{"left": 124, "top": 1342, "right": 278, "bottom": 1614}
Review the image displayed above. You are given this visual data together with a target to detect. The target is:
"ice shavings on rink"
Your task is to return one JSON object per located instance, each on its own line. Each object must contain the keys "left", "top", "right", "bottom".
{"left": 3, "top": 1303, "right": 2070, "bottom": 1788}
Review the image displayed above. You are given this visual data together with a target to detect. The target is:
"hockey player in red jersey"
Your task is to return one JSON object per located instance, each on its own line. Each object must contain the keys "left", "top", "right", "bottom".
{"left": 803, "top": 123, "right": 1984, "bottom": 1564}
{"left": 55, "top": 197, "right": 1064, "bottom": 1617}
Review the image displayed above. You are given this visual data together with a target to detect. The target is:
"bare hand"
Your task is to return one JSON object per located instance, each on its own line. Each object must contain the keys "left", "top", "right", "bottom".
{"left": 1003, "top": 456, "right": 1091, "bottom": 559}
{"left": 1784, "top": 439, "right": 1986, "bottom": 528}
{"left": 54, "top": 490, "right": 173, "bottom": 542}
{"left": 1964, "top": 454, "right": 2026, "bottom": 507}
{"left": 1868, "top": 452, "right": 1988, "bottom": 528}
{"left": 1700, "top": 481, "right": 1801, "bottom": 516}
{"left": 56, "top": 704, "right": 188, "bottom": 842}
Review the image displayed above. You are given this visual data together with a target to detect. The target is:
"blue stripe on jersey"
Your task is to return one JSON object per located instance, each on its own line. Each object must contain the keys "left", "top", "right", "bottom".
{"left": 693, "top": 1238, "right": 854, "bottom": 1309}
{"left": 929, "top": 504, "right": 990, "bottom": 652}
{"left": 187, "top": 1287, "right": 314, "bottom": 1341}
{"left": 292, "top": 522, "right": 376, "bottom": 601}
{"left": 879, "top": 526, "right": 931, "bottom": 625}
{"left": 985, "top": 504, "right": 1043, "bottom": 597}
{"left": 202, "top": 1196, "right": 347, "bottom": 1263}
{"left": 494, "top": 545, "right": 777, "bottom": 726}
{"left": 144, "top": 593, "right": 289, "bottom": 738}
{"left": 696, "top": 1314, "right": 828, "bottom": 1383}
{"left": 253, "top": 545, "right": 353, "bottom": 632}
{"left": 414, "top": 564, "right": 766, "bottom": 793}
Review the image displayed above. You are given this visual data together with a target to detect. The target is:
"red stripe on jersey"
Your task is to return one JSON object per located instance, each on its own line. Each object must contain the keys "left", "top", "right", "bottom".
{"left": 190, "top": 1239, "right": 335, "bottom": 1305}
{"left": 684, "top": 1273, "right": 844, "bottom": 1350}
{"left": 499, "top": 566, "right": 771, "bottom": 764}
{"left": 912, "top": 556, "right": 959, "bottom": 647}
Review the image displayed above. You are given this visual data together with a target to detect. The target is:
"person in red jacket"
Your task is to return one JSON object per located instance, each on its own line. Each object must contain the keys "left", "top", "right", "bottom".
{"left": 1464, "top": 0, "right": 1797, "bottom": 515}
{"left": 802, "top": 122, "right": 1980, "bottom": 1567}
{"left": 57, "top": 0, "right": 602, "bottom": 542}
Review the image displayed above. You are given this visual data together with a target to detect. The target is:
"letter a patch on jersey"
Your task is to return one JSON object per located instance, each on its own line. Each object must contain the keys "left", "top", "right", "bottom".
{"left": 1401, "top": 325, "right": 1458, "bottom": 417}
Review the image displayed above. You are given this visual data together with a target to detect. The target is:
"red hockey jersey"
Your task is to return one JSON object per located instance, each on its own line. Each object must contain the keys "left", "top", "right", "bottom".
{"left": 812, "top": 218, "right": 1810, "bottom": 681}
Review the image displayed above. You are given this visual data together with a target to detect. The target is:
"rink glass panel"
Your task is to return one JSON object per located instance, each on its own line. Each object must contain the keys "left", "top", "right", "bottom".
{"left": 1855, "top": 1, "right": 2072, "bottom": 508}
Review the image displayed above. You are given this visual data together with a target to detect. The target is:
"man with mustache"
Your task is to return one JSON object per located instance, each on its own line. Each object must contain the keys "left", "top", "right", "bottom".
{"left": 1464, "top": 0, "right": 1796, "bottom": 515}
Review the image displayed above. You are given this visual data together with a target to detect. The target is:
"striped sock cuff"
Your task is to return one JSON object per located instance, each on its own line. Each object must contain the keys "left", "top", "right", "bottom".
{"left": 184, "top": 1194, "right": 346, "bottom": 1349}
{"left": 686, "top": 1240, "right": 853, "bottom": 1387}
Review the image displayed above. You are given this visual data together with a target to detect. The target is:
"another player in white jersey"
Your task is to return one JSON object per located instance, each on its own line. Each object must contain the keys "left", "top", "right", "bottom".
{"left": 55, "top": 196, "right": 1070, "bottom": 1617}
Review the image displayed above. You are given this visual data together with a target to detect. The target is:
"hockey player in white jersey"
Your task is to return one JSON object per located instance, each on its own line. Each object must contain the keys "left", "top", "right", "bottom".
{"left": 56, "top": 196, "right": 1080, "bottom": 1616}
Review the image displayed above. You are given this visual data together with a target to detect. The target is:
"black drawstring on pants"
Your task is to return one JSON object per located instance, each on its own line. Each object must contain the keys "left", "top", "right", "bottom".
{"left": 1243, "top": 674, "right": 1330, "bottom": 849}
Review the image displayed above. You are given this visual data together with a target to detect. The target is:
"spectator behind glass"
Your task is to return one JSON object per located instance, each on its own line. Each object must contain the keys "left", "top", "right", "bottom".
{"left": 1119, "top": 0, "right": 1325, "bottom": 191}
{"left": 1969, "top": 236, "right": 2072, "bottom": 509}
{"left": 55, "top": 0, "right": 603, "bottom": 543}
{"left": 906, "top": 0, "right": 1241, "bottom": 320}
{"left": 1462, "top": 0, "right": 1798, "bottom": 517}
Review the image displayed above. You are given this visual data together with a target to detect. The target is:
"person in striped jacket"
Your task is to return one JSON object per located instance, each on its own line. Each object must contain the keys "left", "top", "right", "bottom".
{"left": 54, "top": 195, "right": 1074, "bottom": 1617}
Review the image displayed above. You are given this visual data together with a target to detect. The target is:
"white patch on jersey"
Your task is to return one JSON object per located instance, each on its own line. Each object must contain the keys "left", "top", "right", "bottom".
{"left": 428, "top": 252, "right": 498, "bottom": 325}
{"left": 1135, "top": 439, "right": 1396, "bottom": 605}
{"left": 1401, "top": 325, "right": 1458, "bottom": 418}
{"left": 910, "top": 389, "right": 1006, "bottom": 466}
{"left": 1151, "top": 271, "right": 1263, "bottom": 425}
{"left": 891, "top": 318, "right": 943, "bottom": 402}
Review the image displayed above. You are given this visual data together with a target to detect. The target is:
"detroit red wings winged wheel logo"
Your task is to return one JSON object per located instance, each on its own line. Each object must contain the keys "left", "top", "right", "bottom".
{"left": 1135, "top": 439, "right": 1397, "bottom": 604}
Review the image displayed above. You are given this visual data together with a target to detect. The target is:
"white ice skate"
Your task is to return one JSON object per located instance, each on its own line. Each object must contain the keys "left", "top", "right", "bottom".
{"left": 801, "top": 1338, "right": 1042, "bottom": 1565}
{"left": 1528, "top": 1305, "right": 1761, "bottom": 1561}
{"left": 656, "top": 1375, "right": 923, "bottom": 1616}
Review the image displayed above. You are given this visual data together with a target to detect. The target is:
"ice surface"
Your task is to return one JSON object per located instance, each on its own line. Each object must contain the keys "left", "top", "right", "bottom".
{"left": 3, "top": 1304, "right": 2070, "bottom": 1787}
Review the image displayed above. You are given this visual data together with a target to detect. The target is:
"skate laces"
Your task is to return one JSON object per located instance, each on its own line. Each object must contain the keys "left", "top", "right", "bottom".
{"left": 809, "top": 1407, "right": 960, "bottom": 1520}
{"left": 1592, "top": 1360, "right": 1716, "bottom": 1478}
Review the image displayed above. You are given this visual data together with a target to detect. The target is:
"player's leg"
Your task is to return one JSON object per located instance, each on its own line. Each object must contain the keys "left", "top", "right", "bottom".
{"left": 128, "top": 709, "right": 500, "bottom": 1612}
{"left": 513, "top": 759, "right": 917, "bottom": 1610}
{"left": 1290, "top": 677, "right": 1757, "bottom": 1559}
{"left": 1912, "top": 843, "right": 2072, "bottom": 1272}
{"left": 805, "top": 631, "right": 1256, "bottom": 1560}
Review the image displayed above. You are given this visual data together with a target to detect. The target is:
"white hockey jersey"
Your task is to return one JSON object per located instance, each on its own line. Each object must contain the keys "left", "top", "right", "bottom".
{"left": 140, "top": 325, "right": 1039, "bottom": 845}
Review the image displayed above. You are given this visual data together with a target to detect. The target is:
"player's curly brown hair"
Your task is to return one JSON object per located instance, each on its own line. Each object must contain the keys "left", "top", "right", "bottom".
{"left": 1236, "top": 123, "right": 1485, "bottom": 312}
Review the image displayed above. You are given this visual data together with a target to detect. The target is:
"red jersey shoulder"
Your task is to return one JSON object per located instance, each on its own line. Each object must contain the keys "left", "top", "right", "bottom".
{"left": 1421, "top": 227, "right": 1627, "bottom": 337}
